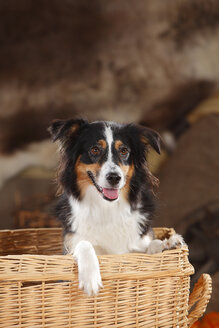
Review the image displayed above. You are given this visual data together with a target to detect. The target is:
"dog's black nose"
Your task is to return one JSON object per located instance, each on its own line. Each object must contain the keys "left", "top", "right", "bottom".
{"left": 106, "top": 172, "right": 121, "bottom": 186}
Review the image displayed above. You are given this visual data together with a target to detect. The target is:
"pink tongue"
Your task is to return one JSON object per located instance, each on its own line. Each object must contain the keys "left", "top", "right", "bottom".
{"left": 103, "top": 188, "right": 119, "bottom": 200}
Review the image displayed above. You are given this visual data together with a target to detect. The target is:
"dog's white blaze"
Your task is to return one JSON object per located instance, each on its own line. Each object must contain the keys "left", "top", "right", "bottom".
{"left": 97, "top": 123, "right": 125, "bottom": 189}
{"left": 104, "top": 124, "right": 113, "bottom": 163}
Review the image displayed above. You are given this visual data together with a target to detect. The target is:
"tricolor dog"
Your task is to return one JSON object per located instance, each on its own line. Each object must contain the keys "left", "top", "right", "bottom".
{"left": 49, "top": 119, "right": 184, "bottom": 296}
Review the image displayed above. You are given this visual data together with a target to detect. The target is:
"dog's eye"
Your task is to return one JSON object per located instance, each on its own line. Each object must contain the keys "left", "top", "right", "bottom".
{"left": 90, "top": 146, "right": 101, "bottom": 156}
{"left": 119, "top": 147, "right": 129, "bottom": 156}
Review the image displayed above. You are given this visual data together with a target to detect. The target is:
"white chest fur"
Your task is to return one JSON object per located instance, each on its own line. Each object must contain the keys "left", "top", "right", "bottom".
{"left": 69, "top": 186, "right": 150, "bottom": 255}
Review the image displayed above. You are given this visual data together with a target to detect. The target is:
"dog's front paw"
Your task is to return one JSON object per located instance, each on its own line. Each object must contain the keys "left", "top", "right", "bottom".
{"left": 147, "top": 239, "right": 164, "bottom": 254}
{"left": 74, "top": 240, "right": 103, "bottom": 296}
{"left": 78, "top": 266, "right": 103, "bottom": 296}
{"left": 162, "top": 233, "right": 185, "bottom": 251}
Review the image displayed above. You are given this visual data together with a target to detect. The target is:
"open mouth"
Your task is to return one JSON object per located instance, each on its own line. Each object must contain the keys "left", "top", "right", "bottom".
{"left": 87, "top": 171, "right": 119, "bottom": 201}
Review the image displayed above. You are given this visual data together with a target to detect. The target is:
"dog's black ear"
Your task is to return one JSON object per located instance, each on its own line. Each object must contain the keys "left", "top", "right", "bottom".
{"left": 140, "top": 126, "right": 162, "bottom": 154}
{"left": 48, "top": 118, "right": 88, "bottom": 143}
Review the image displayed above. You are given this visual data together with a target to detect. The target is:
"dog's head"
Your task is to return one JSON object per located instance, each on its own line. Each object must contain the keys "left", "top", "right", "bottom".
{"left": 49, "top": 119, "right": 161, "bottom": 202}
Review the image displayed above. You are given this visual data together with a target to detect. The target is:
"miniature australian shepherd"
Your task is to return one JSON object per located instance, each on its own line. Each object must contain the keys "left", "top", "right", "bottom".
{"left": 49, "top": 119, "right": 184, "bottom": 296}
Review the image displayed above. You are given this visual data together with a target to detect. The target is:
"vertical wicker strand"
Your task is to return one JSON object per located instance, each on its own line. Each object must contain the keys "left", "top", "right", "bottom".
{"left": 136, "top": 280, "right": 139, "bottom": 327}
{"left": 18, "top": 258, "right": 23, "bottom": 327}
{"left": 42, "top": 258, "right": 48, "bottom": 328}
{"left": 94, "top": 295, "right": 97, "bottom": 327}
{"left": 68, "top": 282, "right": 72, "bottom": 328}
{"left": 155, "top": 277, "right": 160, "bottom": 328}
{"left": 173, "top": 277, "right": 178, "bottom": 328}
{"left": 42, "top": 281, "right": 45, "bottom": 328}
{"left": 156, "top": 251, "right": 164, "bottom": 327}
{"left": 115, "top": 279, "right": 119, "bottom": 326}
{"left": 115, "top": 260, "right": 121, "bottom": 326}
{"left": 18, "top": 282, "right": 22, "bottom": 327}
{"left": 116, "top": 259, "right": 123, "bottom": 326}
{"left": 185, "top": 276, "right": 191, "bottom": 327}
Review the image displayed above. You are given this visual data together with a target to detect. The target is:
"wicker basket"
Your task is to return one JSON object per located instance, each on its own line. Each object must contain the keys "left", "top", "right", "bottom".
{"left": 0, "top": 228, "right": 212, "bottom": 328}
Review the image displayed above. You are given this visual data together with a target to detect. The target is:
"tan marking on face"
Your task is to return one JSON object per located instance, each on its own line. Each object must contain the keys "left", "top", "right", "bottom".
{"left": 119, "top": 164, "right": 130, "bottom": 175}
{"left": 121, "top": 163, "right": 135, "bottom": 200}
{"left": 140, "top": 136, "right": 149, "bottom": 146}
{"left": 115, "top": 140, "right": 123, "bottom": 150}
{"left": 70, "top": 123, "right": 80, "bottom": 135}
{"left": 98, "top": 139, "right": 107, "bottom": 149}
{"left": 75, "top": 156, "right": 101, "bottom": 197}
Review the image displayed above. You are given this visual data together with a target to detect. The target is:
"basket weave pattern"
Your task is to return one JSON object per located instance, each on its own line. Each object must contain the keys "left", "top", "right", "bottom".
{"left": 0, "top": 228, "right": 212, "bottom": 328}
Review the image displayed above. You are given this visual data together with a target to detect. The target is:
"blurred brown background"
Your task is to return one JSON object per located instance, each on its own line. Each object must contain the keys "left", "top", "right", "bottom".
{"left": 0, "top": 0, "right": 218, "bottom": 312}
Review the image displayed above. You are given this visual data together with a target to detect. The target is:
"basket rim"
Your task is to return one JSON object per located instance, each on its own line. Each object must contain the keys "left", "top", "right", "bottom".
{"left": 0, "top": 247, "right": 194, "bottom": 282}
{"left": 0, "top": 226, "right": 174, "bottom": 233}
{"left": 0, "top": 227, "right": 194, "bottom": 282}
{"left": 0, "top": 227, "right": 62, "bottom": 233}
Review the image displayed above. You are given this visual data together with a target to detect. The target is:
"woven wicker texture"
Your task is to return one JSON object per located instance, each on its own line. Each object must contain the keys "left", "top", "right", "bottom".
{"left": 0, "top": 228, "right": 62, "bottom": 256}
{"left": 0, "top": 228, "right": 212, "bottom": 328}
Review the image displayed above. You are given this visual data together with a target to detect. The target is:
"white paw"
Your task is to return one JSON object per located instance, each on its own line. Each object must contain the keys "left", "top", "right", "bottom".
{"left": 162, "top": 233, "right": 185, "bottom": 251}
{"left": 146, "top": 234, "right": 185, "bottom": 254}
{"left": 147, "top": 239, "right": 163, "bottom": 254}
{"left": 78, "top": 265, "right": 103, "bottom": 296}
{"left": 74, "top": 241, "right": 103, "bottom": 296}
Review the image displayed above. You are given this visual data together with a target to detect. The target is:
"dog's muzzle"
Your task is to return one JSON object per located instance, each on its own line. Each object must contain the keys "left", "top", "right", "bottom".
{"left": 87, "top": 171, "right": 119, "bottom": 201}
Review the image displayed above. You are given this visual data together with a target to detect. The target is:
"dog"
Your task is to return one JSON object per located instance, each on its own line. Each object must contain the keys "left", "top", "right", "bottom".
{"left": 49, "top": 118, "right": 184, "bottom": 296}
